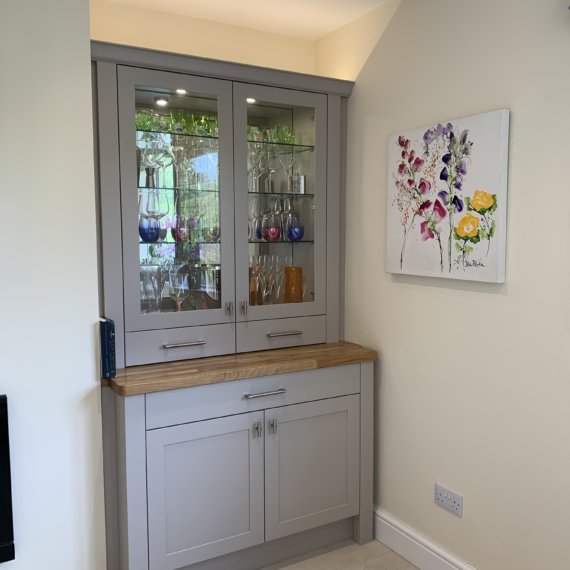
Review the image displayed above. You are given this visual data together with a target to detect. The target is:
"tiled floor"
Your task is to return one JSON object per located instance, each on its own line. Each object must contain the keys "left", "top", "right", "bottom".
{"left": 262, "top": 539, "right": 418, "bottom": 570}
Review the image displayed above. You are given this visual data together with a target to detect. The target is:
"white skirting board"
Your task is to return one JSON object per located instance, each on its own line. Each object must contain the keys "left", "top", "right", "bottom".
{"left": 374, "top": 507, "right": 478, "bottom": 570}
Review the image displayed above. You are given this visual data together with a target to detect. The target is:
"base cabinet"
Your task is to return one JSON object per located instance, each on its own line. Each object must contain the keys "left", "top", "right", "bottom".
{"left": 265, "top": 396, "right": 359, "bottom": 541}
{"left": 147, "top": 412, "right": 265, "bottom": 569}
{"left": 105, "top": 361, "right": 374, "bottom": 570}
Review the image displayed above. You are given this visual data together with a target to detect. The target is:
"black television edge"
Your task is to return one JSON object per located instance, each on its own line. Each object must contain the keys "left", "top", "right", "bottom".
{"left": 0, "top": 396, "right": 14, "bottom": 562}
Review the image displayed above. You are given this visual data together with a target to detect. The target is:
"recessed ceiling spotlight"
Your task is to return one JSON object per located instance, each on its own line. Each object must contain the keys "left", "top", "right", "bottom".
{"left": 176, "top": 89, "right": 187, "bottom": 95}
{"left": 154, "top": 96, "right": 169, "bottom": 107}
{"left": 246, "top": 98, "right": 256, "bottom": 104}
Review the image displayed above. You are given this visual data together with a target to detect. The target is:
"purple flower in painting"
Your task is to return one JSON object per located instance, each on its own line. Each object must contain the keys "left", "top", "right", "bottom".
{"left": 451, "top": 195, "right": 464, "bottom": 212}
{"left": 432, "top": 199, "right": 447, "bottom": 222}
{"left": 438, "top": 190, "right": 449, "bottom": 204}
{"left": 420, "top": 220, "right": 435, "bottom": 241}
{"left": 418, "top": 200, "right": 432, "bottom": 214}
{"left": 453, "top": 177, "right": 463, "bottom": 190}
{"left": 460, "top": 129, "right": 469, "bottom": 145}
{"left": 440, "top": 167, "right": 449, "bottom": 181}
{"left": 436, "top": 122, "right": 453, "bottom": 137}
{"left": 418, "top": 178, "right": 431, "bottom": 195}
{"left": 442, "top": 153, "right": 452, "bottom": 165}
{"left": 423, "top": 128, "right": 436, "bottom": 145}
{"left": 457, "top": 159, "right": 468, "bottom": 176}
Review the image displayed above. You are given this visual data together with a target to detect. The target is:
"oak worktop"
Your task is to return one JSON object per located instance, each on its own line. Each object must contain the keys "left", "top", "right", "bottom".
{"left": 104, "top": 342, "right": 377, "bottom": 396}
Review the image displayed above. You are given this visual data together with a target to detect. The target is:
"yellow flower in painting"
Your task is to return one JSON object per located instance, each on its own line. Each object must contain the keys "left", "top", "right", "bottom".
{"left": 456, "top": 214, "right": 480, "bottom": 238}
{"left": 470, "top": 190, "right": 494, "bottom": 213}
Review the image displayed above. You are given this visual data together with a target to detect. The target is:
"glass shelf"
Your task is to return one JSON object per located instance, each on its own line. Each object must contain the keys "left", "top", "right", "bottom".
{"left": 138, "top": 186, "right": 219, "bottom": 194}
{"left": 137, "top": 128, "right": 219, "bottom": 140}
{"left": 247, "top": 191, "right": 314, "bottom": 198}
{"left": 139, "top": 240, "right": 221, "bottom": 246}
{"left": 246, "top": 139, "right": 315, "bottom": 151}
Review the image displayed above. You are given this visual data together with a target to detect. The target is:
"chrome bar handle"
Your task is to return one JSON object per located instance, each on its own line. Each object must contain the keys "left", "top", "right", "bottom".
{"left": 266, "top": 330, "right": 303, "bottom": 338}
{"left": 253, "top": 420, "right": 263, "bottom": 438}
{"left": 269, "top": 418, "right": 277, "bottom": 434}
{"left": 225, "top": 301, "right": 234, "bottom": 316}
{"left": 161, "top": 340, "right": 207, "bottom": 349}
{"left": 240, "top": 301, "right": 248, "bottom": 315}
{"left": 243, "top": 388, "right": 287, "bottom": 400}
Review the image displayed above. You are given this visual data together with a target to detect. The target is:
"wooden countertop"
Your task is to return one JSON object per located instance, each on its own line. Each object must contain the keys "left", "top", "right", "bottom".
{"left": 104, "top": 342, "right": 377, "bottom": 396}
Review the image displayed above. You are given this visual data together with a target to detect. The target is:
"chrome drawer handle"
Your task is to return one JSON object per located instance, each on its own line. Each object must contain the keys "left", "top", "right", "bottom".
{"left": 266, "top": 330, "right": 303, "bottom": 338}
{"left": 161, "top": 340, "right": 207, "bottom": 349}
{"left": 243, "top": 388, "right": 287, "bottom": 400}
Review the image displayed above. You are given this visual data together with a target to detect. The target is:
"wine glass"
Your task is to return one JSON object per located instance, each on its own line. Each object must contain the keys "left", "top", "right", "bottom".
{"left": 261, "top": 197, "right": 281, "bottom": 242}
{"left": 140, "top": 264, "right": 164, "bottom": 313}
{"left": 286, "top": 211, "right": 305, "bottom": 242}
{"left": 248, "top": 195, "right": 260, "bottom": 240}
{"left": 171, "top": 214, "right": 189, "bottom": 242}
{"left": 169, "top": 270, "right": 189, "bottom": 312}
{"left": 139, "top": 216, "right": 160, "bottom": 243}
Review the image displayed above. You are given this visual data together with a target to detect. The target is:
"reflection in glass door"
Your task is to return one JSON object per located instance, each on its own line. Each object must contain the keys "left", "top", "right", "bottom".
{"left": 135, "top": 89, "right": 222, "bottom": 316}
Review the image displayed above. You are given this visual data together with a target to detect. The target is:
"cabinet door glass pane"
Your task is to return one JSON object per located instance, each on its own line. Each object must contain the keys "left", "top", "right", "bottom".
{"left": 247, "top": 101, "right": 315, "bottom": 306}
{"left": 135, "top": 87, "right": 222, "bottom": 315}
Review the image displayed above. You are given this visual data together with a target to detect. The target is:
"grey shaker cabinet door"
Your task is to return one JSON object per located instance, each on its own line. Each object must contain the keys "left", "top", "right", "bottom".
{"left": 264, "top": 395, "right": 360, "bottom": 541}
{"left": 146, "top": 411, "right": 265, "bottom": 569}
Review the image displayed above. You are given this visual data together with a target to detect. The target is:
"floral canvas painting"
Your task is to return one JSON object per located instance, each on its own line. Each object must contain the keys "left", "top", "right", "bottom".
{"left": 386, "top": 109, "right": 510, "bottom": 283}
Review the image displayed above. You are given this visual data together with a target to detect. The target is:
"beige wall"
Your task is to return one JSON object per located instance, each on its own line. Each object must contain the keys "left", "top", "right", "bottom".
{"left": 90, "top": 0, "right": 400, "bottom": 80}
{"left": 316, "top": 0, "right": 401, "bottom": 80}
{"left": 345, "top": 0, "right": 570, "bottom": 568}
{"left": 90, "top": 0, "right": 316, "bottom": 74}
{"left": 0, "top": 0, "right": 105, "bottom": 568}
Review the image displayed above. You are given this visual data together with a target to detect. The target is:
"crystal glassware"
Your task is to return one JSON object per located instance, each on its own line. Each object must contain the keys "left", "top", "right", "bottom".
{"left": 140, "top": 264, "right": 165, "bottom": 313}
{"left": 139, "top": 216, "right": 160, "bottom": 243}
{"left": 169, "top": 269, "right": 189, "bottom": 312}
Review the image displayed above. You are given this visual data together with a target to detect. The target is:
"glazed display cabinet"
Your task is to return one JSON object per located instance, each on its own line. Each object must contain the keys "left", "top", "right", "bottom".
{"left": 93, "top": 42, "right": 353, "bottom": 366}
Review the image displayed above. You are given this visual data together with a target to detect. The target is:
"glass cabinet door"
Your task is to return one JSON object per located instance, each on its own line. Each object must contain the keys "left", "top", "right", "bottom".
{"left": 234, "top": 84, "right": 327, "bottom": 322}
{"left": 117, "top": 67, "right": 234, "bottom": 332}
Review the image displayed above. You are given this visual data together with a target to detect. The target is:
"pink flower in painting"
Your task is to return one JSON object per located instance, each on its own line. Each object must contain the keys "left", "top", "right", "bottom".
{"left": 418, "top": 178, "right": 431, "bottom": 195}
{"left": 418, "top": 200, "right": 432, "bottom": 214}
{"left": 420, "top": 220, "right": 435, "bottom": 241}
{"left": 408, "top": 150, "right": 416, "bottom": 162}
{"left": 411, "top": 157, "right": 425, "bottom": 173}
{"left": 432, "top": 199, "right": 447, "bottom": 223}
{"left": 398, "top": 136, "right": 410, "bottom": 149}
{"left": 398, "top": 163, "right": 407, "bottom": 175}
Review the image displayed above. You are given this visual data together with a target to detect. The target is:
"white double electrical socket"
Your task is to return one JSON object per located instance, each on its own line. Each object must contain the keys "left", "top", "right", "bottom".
{"left": 434, "top": 483, "right": 463, "bottom": 517}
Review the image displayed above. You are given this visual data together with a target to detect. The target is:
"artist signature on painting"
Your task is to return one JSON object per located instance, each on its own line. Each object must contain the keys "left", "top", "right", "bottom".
{"left": 465, "top": 260, "right": 485, "bottom": 268}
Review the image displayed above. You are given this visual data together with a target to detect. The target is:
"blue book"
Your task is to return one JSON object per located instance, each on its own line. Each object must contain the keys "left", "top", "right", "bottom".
{"left": 100, "top": 318, "right": 116, "bottom": 379}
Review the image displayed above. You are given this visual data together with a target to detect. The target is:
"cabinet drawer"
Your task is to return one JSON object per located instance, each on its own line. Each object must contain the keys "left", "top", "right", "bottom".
{"left": 124, "top": 324, "right": 235, "bottom": 366}
{"left": 236, "top": 316, "right": 326, "bottom": 353}
{"left": 145, "top": 363, "right": 361, "bottom": 429}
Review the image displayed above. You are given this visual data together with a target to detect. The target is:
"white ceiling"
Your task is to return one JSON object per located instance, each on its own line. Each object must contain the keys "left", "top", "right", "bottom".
{"left": 108, "top": 0, "right": 389, "bottom": 40}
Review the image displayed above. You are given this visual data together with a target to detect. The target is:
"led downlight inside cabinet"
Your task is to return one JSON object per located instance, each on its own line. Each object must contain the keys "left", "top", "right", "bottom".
{"left": 154, "top": 95, "right": 169, "bottom": 107}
